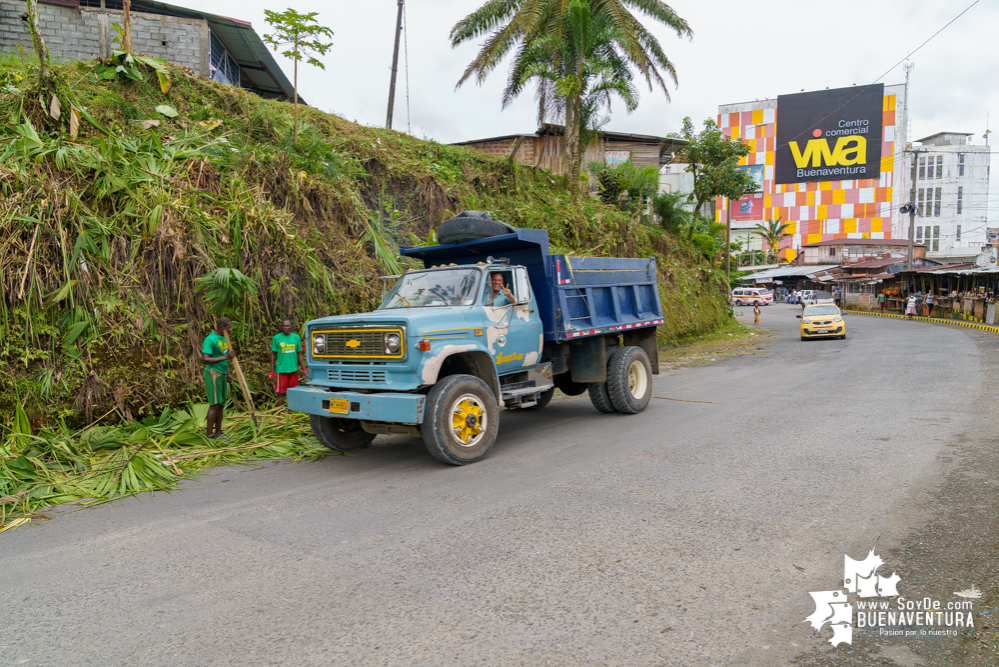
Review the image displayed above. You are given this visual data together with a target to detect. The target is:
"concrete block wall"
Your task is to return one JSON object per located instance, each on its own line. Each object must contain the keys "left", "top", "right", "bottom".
{"left": 0, "top": 2, "right": 208, "bottom": 77}
{"left": 465, "top": 137, "right": 538, "bottom": 166}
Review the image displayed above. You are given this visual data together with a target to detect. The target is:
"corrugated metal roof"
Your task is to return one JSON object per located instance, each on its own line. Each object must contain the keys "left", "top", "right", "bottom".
{"left": 801, "top": 238, "right": 924, "bottom": 248}
{"left": 740, "top": 265, "right": 840, "bottom": 281}
{"left": 133, "top": 0, "right": 297, "bottom": 101}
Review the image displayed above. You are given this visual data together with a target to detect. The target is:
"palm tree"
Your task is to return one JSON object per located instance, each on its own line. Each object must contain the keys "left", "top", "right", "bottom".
{"left": 751, "top": 217, "right": 791, "bottom": 264}
{"left": 450, "top": 0, "right": 691, "bottom": 194}
{"left": 506, "top": 1, "right": 638, "bottom": 189}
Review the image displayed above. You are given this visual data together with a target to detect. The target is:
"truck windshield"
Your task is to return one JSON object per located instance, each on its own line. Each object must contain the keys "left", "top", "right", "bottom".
{"left": 380, "top": 269, "right": 481, "bottom": 309}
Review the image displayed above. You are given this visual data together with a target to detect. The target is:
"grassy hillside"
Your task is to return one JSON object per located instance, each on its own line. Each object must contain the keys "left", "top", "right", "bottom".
{"left": 0, "top": 53, "right": 731, "bottom": 428}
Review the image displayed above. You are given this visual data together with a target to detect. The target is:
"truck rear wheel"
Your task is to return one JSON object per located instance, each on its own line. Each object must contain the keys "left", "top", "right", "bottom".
{"left": 607, "top": 346, "right": 653, "bottom": 414}
{"left": 310, "top": 415, "right": 376, "bottom": 452}
{"left": 588, "top": 382, "right": 617, "bottom": 413}
{"left": 422, "top": 374, "right": 499, "bottom": 465}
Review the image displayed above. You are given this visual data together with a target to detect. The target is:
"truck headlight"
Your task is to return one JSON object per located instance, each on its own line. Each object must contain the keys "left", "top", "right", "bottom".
{"left": 384, "top": 332, "right": 401, "bottom": 354}
{"left": 313, "top": 334, "right": 326, "bottom": 354}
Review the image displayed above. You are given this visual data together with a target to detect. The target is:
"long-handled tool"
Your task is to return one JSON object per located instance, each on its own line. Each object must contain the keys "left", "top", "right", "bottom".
{"left": 223, "top": 330, "right": 259, "bottom": 428}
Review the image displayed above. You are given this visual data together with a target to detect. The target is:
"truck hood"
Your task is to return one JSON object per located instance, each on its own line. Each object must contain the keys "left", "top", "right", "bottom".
{"left": 309, "top": 307, "right": 476, "bottom": 334}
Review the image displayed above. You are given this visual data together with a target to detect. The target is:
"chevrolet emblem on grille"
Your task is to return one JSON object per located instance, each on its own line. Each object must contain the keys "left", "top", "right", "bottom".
{"left": 345, "top": 339, "right": 361, "bottom": 348}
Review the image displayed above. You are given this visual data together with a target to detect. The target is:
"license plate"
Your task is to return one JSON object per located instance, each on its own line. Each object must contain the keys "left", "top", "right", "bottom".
{"left": 818, "top": 329, "right": 828, "bottom": 334}
{"left": 330, "top": 398, "right": 350, "bottom": 415}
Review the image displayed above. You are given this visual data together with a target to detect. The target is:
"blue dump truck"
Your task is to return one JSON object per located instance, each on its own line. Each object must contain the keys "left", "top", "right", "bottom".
{"left": 287, "top": 212, "right": 664, "bottom": 465}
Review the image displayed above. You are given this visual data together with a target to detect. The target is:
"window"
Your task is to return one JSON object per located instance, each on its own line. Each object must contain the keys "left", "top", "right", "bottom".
{"left": 830, "top": 248, "right": 836, "bottom": 256}
{"left": 959, "top": 154, "right": 965, "bottom": 177}
{"left": 513, "top": 267, "right": 532, "bottom": 303}
{"left": 957, "top": 186, "right": 963, "bottom": 214}
{"left": 956, "top": 225, "right": 962, "bottom": 245}
{"left": 934, "top": 187, "right": 942, "bottom": 217}
{"left": 918, "top": 157, "right": 926, "bottom": 180}
{"left": 933, "top": 226, "right": 940, "bottom": 252}
{"left": 935, "top": 156, "right": 943, "bottom": 179}
{"left": 918, "top": 188, "right": 925, "bottom": 213}
{"left": 916, "top": 226, "right": 923, "bottom": 242}
{"left": 209, "top": 32, "right": 240, "bottom": 87}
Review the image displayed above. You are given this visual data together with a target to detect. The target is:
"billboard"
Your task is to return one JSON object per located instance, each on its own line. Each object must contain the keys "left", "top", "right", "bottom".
{"left": 731, "top": 165, "right": 765, "bottom": 221}
{"left": 775, "top": 84, "right": 884, "bottom": 185}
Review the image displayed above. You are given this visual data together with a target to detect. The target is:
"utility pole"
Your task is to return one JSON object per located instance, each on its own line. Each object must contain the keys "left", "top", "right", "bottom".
{"left": 386, "top": 0, "right": 404, "bottom": 130}
{"left": 725, "top": 197, "right": 732, "bottom": 287}
{"left": 906, "top": 150, "right": 919, "bottom": 270}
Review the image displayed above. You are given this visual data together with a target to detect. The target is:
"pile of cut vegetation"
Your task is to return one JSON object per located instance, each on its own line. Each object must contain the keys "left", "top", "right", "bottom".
{"left": 0, "top": 53, "right": 730, "bottom": 429}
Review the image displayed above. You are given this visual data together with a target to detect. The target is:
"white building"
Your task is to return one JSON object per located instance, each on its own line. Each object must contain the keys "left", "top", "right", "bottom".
{"left": 900, "top": 132, "right": 990, "bottom": 261}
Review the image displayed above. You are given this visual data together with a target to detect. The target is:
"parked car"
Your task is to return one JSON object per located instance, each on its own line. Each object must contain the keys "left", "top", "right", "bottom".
{"left": 800, "top": 290, "right": 834, "bottom": 306}
{"left": 731, "top": 287, "right": 773, "bottom": 306}
{"left": 797, "top": 303, "right": 846, "bottom": 340}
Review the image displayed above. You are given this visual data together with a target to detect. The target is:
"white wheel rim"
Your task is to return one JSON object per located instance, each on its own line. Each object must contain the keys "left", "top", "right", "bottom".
{"left": 628, "top": 359, "right": 648, "bottom": 399}
{"left": 450, "top": 394, "right": 487, "bottom": 447}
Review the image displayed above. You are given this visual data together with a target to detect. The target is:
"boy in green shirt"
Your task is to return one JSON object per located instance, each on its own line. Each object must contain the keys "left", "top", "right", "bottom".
{"left": 201, "top": 317, "right": 236, "bottom": 439}
{"left": 271, "top": 318, "right": 307, "bottom": 407}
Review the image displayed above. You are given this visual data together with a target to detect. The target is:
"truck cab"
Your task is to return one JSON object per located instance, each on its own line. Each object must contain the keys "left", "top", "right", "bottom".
{"left": 288, "top": 219, "right": 663, "bottom": 465}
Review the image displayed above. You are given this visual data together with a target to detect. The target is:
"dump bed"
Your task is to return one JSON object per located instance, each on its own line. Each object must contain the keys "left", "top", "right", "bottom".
{"left": 400, "top": 228, "right": 663, "bottom": 343}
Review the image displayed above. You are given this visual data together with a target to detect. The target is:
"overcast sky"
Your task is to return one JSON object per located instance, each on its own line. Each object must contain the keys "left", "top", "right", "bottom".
{"left": 200, "top": 0, "right": 997, "bottom": 212}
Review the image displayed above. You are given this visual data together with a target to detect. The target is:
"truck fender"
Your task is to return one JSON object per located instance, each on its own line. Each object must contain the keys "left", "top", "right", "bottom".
{"left": 420, "top": 346, "right": 503, "bottom": 405}
{"left": 623, "top": 328, "right": 660, "bottom": 375}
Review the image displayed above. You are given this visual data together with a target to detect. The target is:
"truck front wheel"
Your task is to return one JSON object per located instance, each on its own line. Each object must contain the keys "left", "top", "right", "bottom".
{"left": 607, "top": 346, "right": 653, "bottom": 414}
{"left": 310, "top": 415, "right": 376, "bottom": 452}
{"left": 422, "top": 375, "right": 499, "bottom": 465}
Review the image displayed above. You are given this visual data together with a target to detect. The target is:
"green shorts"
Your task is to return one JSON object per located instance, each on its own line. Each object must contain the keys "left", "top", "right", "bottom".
{"left": 204, "top": 368, "right": 229, "bottom": 406}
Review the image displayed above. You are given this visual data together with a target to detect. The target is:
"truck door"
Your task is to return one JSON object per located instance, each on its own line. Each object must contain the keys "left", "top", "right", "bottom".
{"left": 483, "top": 267, "right": 543, "bottom": 376}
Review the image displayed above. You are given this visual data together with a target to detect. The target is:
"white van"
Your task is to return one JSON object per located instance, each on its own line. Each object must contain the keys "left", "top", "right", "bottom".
{"left": 731, "top": 287, "right": 774, "bottom": 306}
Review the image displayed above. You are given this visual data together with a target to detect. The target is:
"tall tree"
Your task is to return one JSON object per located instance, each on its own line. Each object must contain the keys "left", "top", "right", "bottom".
{"left": 264, "top": 9, "right": 333, "bottom": 145}
{"left": 122, "top": 0, "right": 133, "bottom": 53}
{"left": 24, "top": 0, "right": 51, "bottom": 86}
{"left": 751, "top": 217, "right": 791, "bottom": 263}
{"left": 450, "top": 0, "right": 691, "bottom": 194}
{"left": 674, "top": 117, "right": 757, "bottom": 239}
{"left": 507, "top": 0, "right": 638, "bottom": 193}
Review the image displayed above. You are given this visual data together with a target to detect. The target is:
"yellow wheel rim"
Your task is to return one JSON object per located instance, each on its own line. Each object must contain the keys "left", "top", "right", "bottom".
{"left": 451, "top": 395, "right": 486, "bottom": 447}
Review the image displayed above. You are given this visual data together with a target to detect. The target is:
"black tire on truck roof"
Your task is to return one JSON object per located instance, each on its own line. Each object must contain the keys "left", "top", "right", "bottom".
{"left": 437, "top": 211, "right": 516, "bottom": 245}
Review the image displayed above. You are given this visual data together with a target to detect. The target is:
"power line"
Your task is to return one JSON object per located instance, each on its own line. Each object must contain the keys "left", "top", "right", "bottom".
{"left": 872, "top": 0, "right": 982, "bottom": 84}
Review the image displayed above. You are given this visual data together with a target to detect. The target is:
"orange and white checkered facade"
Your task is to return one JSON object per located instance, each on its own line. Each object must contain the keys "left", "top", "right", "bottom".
{"left": 717, "top": 84, "right": 907, "bottom": 261}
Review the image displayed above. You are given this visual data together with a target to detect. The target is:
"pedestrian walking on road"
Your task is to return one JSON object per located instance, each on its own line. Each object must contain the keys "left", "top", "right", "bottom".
{"left": 906, "top": 294, "right": 918, "bottom": 320}
{"left": 754, "top": 303, "right": 760, "bottom": 325}
{"left": 201, "top": 317, "right": 236, "bottom": 439}
{"left": 877, "top": 291, "right": 887, "bottom": 313}
{"left": 271, "top": 318, "right": 307, "bottom": 408}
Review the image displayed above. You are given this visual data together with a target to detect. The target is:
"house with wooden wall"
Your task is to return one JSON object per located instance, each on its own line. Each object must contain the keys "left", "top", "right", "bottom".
{"left": 452, "top": 123, "right": 686, "bottom": 177}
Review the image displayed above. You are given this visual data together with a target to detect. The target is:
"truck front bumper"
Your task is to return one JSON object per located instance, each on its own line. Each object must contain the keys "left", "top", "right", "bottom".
{"left": 287, "top": 385, "right": 426, "bottom": 424}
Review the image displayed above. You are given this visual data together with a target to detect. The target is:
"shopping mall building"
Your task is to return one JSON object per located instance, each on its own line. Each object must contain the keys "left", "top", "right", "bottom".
{"left": 714, "top": 83, "right": 990, "bottom": 264}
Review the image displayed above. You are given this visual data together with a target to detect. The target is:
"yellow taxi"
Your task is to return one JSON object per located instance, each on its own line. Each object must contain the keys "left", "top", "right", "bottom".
{"left": 797, "top": 303, "right": 846, "bottom": 341}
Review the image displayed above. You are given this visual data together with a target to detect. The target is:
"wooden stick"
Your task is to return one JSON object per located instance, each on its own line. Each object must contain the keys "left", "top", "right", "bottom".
{"left": 223, "top": 330, "right": 258, "bottom": 428}
{"left": 652, "top": 396, "right": 725, "bottom": 405}
{"left": 17, "top": 225, "right": 39, "bottom": 299}
{"left": 171, "top": 439, "right": 277, "bottom": 460}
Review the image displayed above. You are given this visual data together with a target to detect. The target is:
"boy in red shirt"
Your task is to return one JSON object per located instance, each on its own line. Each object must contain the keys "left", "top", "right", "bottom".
{"left": 270, "top": 319, "right": 307, "bottom": 407}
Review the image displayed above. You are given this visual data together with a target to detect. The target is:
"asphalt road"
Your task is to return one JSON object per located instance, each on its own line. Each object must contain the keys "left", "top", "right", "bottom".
{"left": 2, "top": 304, "right": 994, "bottom": 666}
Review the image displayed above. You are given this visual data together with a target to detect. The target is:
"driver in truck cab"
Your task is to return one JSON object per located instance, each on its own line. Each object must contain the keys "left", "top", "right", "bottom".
{"left": 485, "top": 271, "right": 515, "bottom": 306}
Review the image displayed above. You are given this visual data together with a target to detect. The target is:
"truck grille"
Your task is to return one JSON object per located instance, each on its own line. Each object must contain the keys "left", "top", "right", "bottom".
{"left": 327, "top": 369, "right": 387, "bottom": 383}
{"left": 312, "top": 327, "right": 404, "bottom": 359}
